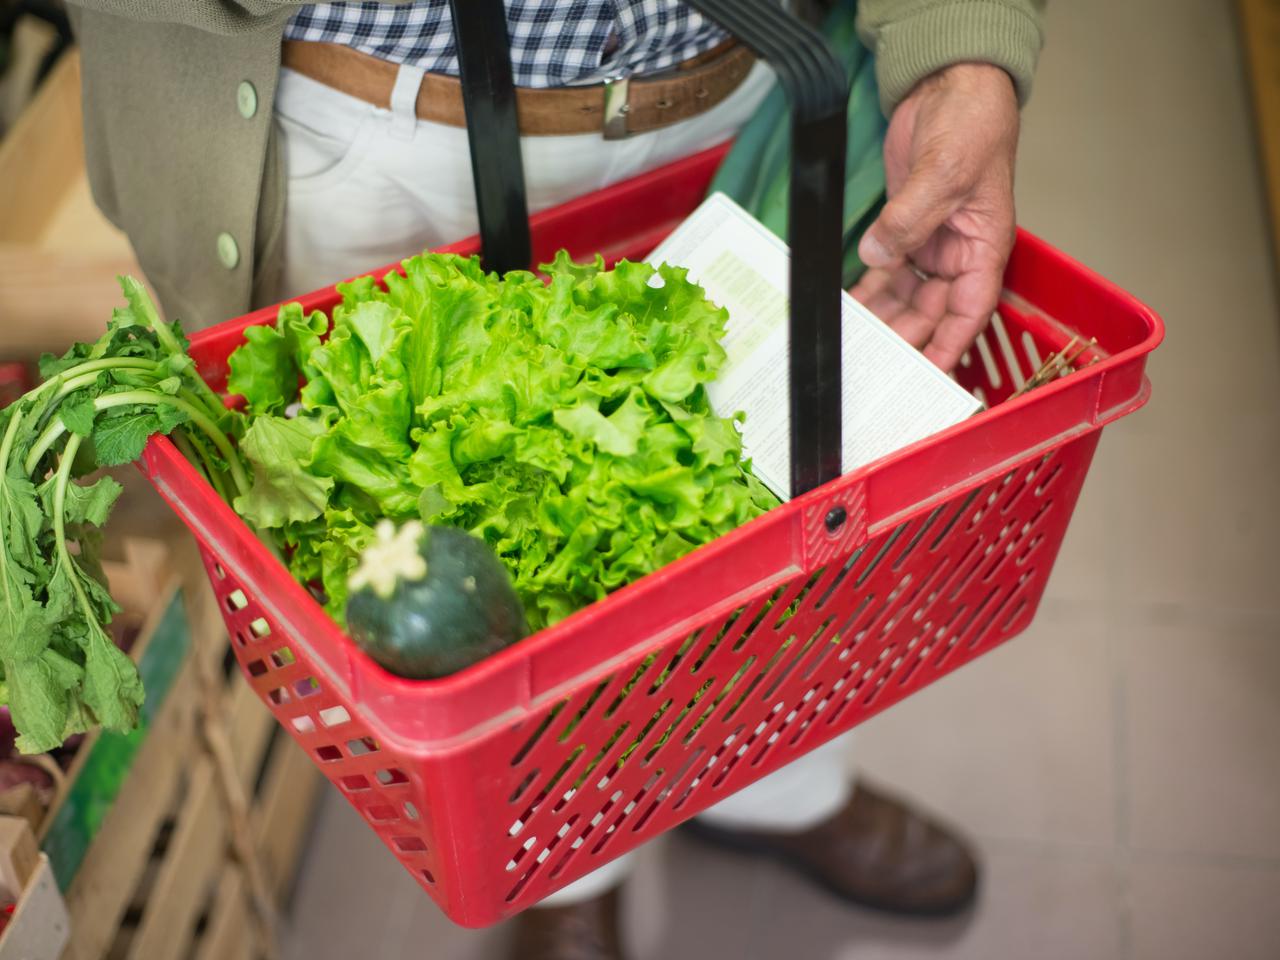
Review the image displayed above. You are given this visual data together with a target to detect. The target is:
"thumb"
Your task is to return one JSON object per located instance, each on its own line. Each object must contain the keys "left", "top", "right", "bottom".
{"left": 859, "top": 157, "right": 962, "bottom": 268}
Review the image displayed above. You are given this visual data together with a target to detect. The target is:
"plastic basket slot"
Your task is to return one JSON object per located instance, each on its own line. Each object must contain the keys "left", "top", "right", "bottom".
{"left": 534, "top": 744, "right": 588, "bottom": 817}
{"left": 999, "top": 464, "right": 1037, "bottom": 516}
{"left": 834, "top": 593, "right": 877, "bottom": 658}
{"left": 374, "top": 767, "right": 408, "bottom": 786}
{"left": 785, "top": 683, "right": 829, "bottom": 747}
{"left": 1017, "top": 534, "right": 1045, "bottom": 567}
{"left": 346, "top": 736, "right": 378, "bottom": 756}
{"left": 1003, "top": 595, "right": 1031, "bottom": 633}
{"left": 990, "top": 312, "right": 1030, "bottom": 392}
{"left": 506, "top": 836, "right": 538, "bottom": 873}
{"left": 688, "top": 618, "right": 736, "bottom": 674}
{"left": 558, "top": 679, "right": 612, "bottom": 743}
{"left": 315, "top": 745, "right": 341, "bottom": 762}
{"left": 823, "top": 661, "right": 863, "bottom": 728}
{"left": 648, "top": 630, "right": 703, "bottom": 694}
{"left": 945, "top": 537, "right": 987, "bottom": 604}
{"left": 246, "top": 658, "right": 267, "bottom": 678}
{"left": 950, "top": 586, "right": 1001, "bottom": 656}
{"left": 892, "top": 506, "right": 947, "bottom": 571}
{"left": 319, "top": 705, "right": 351, "bottom": 728}
{"left": 340, "top": 774, "right": 369, "bottom": 792}
{"left": 903, "top": 556, "right": 952, "bottom": 629}
{"left": 291, "top": 715, "right": 316, "bottom": 734}
{"left": 722, "top": 637, "right": 794, "bottom": 724}
{"left": 774, "top": 567, "right": 827, "bottom": 630}
{"left": 267, "top": 686, "right": 290, "bottom": 706}
{"left": 270, "top": 646, "right": 295, "bottom": 668}
{"left": 224, "top": 588, "right": 249, "bottom": 613}
{"left": 604, "top": 661, "right": 658, "bottom": 720}
{"left": 983, "top": 501, "right": 1053, "bottom": 583}
{"left": 1021, "top": 329, "right": 1044, "bottom": 376}
{"left": 673, "top": 725, "right": 744, "bottom": 811}
{"left": 1034, "top": 462, "right": 1063, "bottom": 497}
{"left": 796, "top": 615, "right": 842, "bottom": 682}
{"left": 631, "top": 750, "right": 703, "bottom": 835}
{"left": 643, "top": 678, "right": 715, "bottom": 765}
{"left": 249, "top": 617, "right": 271, "bottom": 639}
{"left": 733, "top": 587, "right": 788, "bottom": 653}
{"left": 974, "top": 333, "right": 1004, "bottom": 391}
{"left": 855, "top": 522, "right": 909, "bottom": 589}
{"left": 966, "top": 577, "right": 1029, "bottom": 651}
{"left": 762, "top": 616, "right": 833, "bottom": 701}
{"left": 930, "top": 489, "right": 981, "bottom": 551}
{"left": 509, "top": 768, "right": 540, "bottom": 805}
{"left": 512, "top": 701, "right": 567, "bottom": 765}
{"left": 367, "top": 803, "right": 399, "bottom": 824}
{"left": 814, "top": 543, "right": 866, "bottom": 611}
{"left": 293, "top": 676, "right": 322, "bottom": 699}
{"left": 681, "top": 655, "right": 757, "bottom": 746}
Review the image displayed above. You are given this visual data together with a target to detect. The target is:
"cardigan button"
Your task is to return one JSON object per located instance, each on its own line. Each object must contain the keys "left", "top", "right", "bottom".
{"left": 236, "top": 81, "right": 258, "bottom": 120}
{"left": 216, "top": 232, "right": 240, "bottom": 270}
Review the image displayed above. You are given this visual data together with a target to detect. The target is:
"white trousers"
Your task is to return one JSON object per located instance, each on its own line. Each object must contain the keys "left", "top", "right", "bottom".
{"left": 273, "top": 60, "right": 856, "bottom": 905}
{"left": 273, "top": 58, "right": 777, "bottom": 300}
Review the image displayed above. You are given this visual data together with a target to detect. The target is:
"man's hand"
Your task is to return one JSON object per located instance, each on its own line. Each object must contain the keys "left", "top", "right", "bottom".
{"left": 851, "top": 63, "right": 1020, "bottom": 372}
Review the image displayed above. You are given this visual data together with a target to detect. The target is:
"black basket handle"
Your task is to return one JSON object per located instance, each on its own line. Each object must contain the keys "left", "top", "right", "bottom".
{"left": 449, "top": 0, "right": 849, "bottom": 497}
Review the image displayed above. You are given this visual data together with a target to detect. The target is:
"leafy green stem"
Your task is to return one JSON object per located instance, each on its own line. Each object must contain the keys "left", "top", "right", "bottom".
{"left": 23, "top": 391, "right": 250, "bottom": 497}
{"left": 50, "top": 434, "right": 103, "bottom": 641}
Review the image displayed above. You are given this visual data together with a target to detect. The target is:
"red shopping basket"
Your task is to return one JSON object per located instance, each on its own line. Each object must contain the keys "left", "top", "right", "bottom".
{"left": 139, "top": 1, "right": 1162, "bottom": 928}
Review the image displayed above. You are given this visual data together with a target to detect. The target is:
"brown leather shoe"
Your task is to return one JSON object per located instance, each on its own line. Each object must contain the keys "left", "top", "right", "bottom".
{"left": 683, "top": 782, "right": 979, "bottom": 916}
{"left": 507, "top": 887, "right": 628, "bottom": 960}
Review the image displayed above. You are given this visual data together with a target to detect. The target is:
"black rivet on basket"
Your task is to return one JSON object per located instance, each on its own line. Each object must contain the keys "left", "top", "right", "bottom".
{"left": 825, "top": 506, "right": 847, "bottom": 533}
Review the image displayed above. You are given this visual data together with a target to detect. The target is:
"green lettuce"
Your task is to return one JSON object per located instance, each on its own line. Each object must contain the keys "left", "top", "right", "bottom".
{"left": 230, "top": 252, "right": 778, "bottom": 630}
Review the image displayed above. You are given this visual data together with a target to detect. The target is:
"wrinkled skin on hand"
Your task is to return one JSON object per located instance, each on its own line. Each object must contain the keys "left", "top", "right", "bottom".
{"left": 852, "top": 63, "right": 1021, "bottom": 372}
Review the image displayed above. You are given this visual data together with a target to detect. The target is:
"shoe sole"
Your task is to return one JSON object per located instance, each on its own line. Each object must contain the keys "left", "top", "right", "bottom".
{"left": 678, "top": 820, "right": 979, "bottom": 919}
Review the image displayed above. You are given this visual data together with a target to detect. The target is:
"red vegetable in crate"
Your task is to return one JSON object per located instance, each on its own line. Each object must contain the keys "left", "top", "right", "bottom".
{"left": 345, "top": 520, "right": 527, "bottom": 679}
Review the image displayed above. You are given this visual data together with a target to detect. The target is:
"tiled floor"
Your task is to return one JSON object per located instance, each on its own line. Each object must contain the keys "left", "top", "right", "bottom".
{"left": 281, "top": 2, "right": 1280, "bottom": 957}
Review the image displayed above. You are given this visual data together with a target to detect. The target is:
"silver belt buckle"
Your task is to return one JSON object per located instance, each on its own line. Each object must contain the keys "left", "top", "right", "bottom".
{"left": 603, "top": 75, "right": 631, "bottom": 140}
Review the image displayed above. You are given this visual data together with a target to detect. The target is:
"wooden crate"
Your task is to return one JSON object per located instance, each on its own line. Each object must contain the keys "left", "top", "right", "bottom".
{"left": 30, "top": 530, "right": 323, "bottom": 960}
{"left": 1240, "top": 0, "right": 1280, "bottom": 278}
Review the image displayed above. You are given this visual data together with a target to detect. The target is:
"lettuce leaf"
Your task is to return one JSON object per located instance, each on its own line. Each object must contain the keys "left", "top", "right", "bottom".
{"left": 229, "top": 251, "right": 779, "bottom": 631}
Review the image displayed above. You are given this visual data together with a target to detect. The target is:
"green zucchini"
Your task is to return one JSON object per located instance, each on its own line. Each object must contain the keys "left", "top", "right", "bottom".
{"left": 345, "top": 521, "right": 527, "bottom": 679}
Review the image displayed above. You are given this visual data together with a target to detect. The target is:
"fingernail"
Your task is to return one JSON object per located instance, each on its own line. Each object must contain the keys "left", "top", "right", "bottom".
{"left": 859, "top": 233, "right": 892, "bottom": 267}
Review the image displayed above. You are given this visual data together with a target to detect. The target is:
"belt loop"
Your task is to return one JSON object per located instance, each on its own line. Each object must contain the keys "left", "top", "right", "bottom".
{"left": 389, "top": 63, "right": 427, "bottom": 140}
{"left": 602, "top": 75, "right": 631, "bottom": 140}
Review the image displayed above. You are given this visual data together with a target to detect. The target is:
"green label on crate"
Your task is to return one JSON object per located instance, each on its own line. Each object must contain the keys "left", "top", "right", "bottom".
{"left": 42, "top": 590, "right": 191, "bottom": 891}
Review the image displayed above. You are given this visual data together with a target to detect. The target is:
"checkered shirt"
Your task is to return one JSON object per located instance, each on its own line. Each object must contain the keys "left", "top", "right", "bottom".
{"left": 284, "top": 1, "right": 730, "bottom": 89}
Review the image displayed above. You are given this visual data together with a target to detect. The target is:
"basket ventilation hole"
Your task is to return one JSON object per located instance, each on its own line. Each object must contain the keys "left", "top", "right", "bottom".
{"left": 315, "top": 745, "right": 341, "bottom": 762}
{"left": 347, "top": 737, "right": 378, "bottom": 756}
{"left": 319, "top": 705, "right": 350, "bottom": 727}
{"left": 291, "top": 715, "right": 315, "bottom": 734}
{"left": 294, "top": 676, "right": 322, "bottom": 698}
{"left": 376, "top": 768, "right": 408, "bottom": 786}
{"left": 341, "top": 775, "right": 369, "bottom": 791}
{"left": 250, "top": 618, "right": 271, "bottom": 638}
{"left": 368, "top": 804, "right": 398, "bottom": 823}
{"left": 393, "top": 836, "right": 427, "bottom": 853}
{"left": 225, "top": 589, "right": 249, "bottom": 612}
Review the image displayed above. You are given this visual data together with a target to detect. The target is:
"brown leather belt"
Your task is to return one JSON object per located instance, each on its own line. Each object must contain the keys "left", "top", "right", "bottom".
{"left": 280, "top": 39, "right": 755, "bottom": 139}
